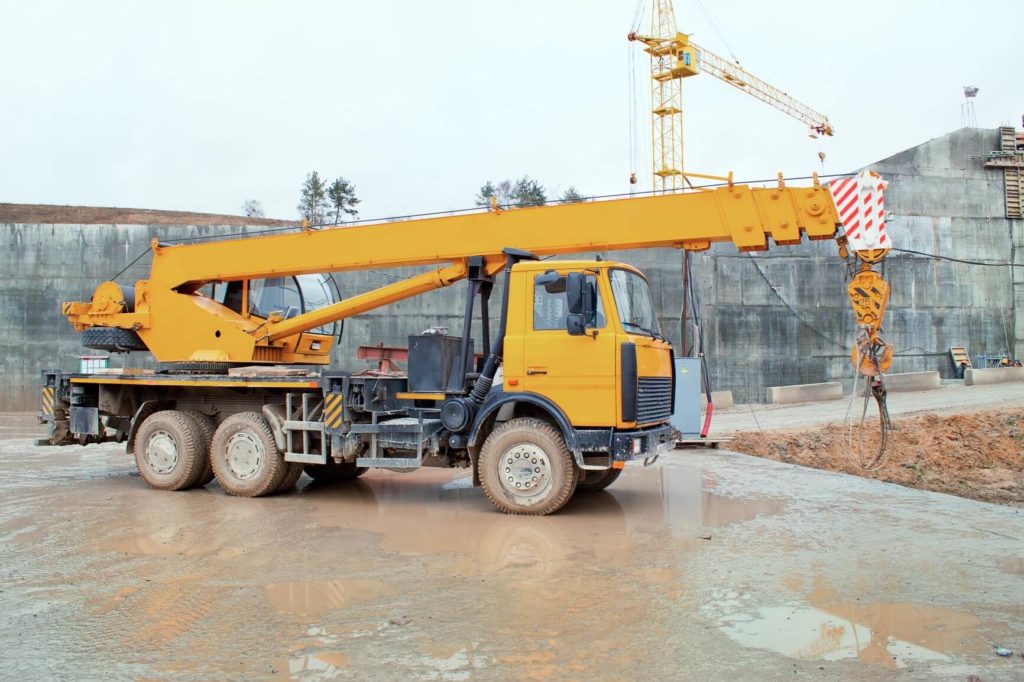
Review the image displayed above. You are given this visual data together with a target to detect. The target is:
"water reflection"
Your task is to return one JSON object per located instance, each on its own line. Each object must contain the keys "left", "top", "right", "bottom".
{"left": 297, "top": 463, "right": 785, "bottom": 560}
{"left": 706, "top": 581, "right": 995, "bottom": 669}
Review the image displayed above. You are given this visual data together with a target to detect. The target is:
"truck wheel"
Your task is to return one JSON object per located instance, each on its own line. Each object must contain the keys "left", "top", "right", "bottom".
{"left": 576, "top": 467, "right": 623, "bottom": 493}
{"left": 134, "top": 410, "right": 204, "bottom": 491}
{"left": 303, "top": 461, "right": 367, "bottom": 483}
{"left": 275, "top": 463, "right": 304, "bottom": 492}
{"left": 479, "top": 418, "right": 578, "bottom": 515}
{"left": 180, "top": 410, "right": 215, "bottom": 487}
{"left": 210, "top": 412, "right": 286, "bottom": 497}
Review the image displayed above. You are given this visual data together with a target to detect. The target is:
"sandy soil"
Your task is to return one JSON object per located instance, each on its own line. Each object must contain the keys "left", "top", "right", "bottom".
{"left": 0, "top": 202, "right": 292, "bottom": 226}
{"left": 732, "top": 408, "right": 1024, "bottom": 506}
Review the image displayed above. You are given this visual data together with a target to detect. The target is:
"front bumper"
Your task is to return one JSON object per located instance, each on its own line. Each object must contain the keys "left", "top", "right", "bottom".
{"left": 611, "top": 423, "right": 677, "bottom": 461}
{"left": 573, "top": 423, "right": 677, "bottom": 462}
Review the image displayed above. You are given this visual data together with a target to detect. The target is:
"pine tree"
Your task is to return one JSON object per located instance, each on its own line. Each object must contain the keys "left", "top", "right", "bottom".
{"left": 297, "top": 171, "right": 328, "bottom": 223}
{"left": 327, "top": 177, "right": 361, "bottom": 223}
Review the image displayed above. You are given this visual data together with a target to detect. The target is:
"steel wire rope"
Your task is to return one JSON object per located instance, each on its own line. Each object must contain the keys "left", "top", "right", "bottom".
{"left": 745, "top": 253, "right": 849, "bottom": 350}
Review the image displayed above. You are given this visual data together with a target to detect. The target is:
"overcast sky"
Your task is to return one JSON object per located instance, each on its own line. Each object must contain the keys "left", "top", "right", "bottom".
{"left": 2, "top": 0, "right": 1022, "bottom": 221}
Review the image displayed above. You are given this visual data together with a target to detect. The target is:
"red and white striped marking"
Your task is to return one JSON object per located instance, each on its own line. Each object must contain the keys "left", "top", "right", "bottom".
{"left": 828, "top": 170, "right": 889, "bottom": 252}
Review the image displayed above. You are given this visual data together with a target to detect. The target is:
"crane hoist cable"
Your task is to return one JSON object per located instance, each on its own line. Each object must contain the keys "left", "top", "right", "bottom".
{"left": 846, "top": 343, "right": 893, "bottom": 471}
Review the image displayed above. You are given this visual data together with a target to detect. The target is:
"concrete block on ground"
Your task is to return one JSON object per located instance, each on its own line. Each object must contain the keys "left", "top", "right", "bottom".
{"left": 701, "top": 390, "right": 734, "bottom": 410}
{"left": 880, "top": 371, "right": 942, "bottom": 392}
{"left": 766, "top": 381, "right": 843, "bottom": 404}
{"left": 964, "top": 367, "right": 1024, "bottom": 386}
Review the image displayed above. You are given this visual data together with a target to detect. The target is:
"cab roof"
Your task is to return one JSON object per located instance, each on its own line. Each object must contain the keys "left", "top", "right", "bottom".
{"left": 513, "top": 259, "right": 643, "bottom": 274}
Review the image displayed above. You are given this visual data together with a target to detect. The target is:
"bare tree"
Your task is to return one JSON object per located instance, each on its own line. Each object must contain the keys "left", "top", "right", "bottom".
{"left": 241, "top": 199, "right": 264, "bottom": 218}
{"left": 559, "top": 186, "right": 585, "bottom": 203}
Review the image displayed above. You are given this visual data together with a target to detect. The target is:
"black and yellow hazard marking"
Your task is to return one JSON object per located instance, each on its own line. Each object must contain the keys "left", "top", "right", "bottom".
{"left": 324, "top": 393, "right": 344, "bottom": 431}
{"left": 41, "top": 386, "right": 55, "bottom": 416}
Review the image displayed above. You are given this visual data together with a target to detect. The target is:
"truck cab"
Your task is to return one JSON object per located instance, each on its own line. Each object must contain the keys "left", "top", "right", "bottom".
{"left": 504, "top": 260, "right": 674, "bottom": 431}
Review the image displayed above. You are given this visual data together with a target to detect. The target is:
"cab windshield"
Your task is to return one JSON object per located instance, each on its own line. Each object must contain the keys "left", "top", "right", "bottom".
{"left": 609, "top": 269, "right": 661, "bottom": 338}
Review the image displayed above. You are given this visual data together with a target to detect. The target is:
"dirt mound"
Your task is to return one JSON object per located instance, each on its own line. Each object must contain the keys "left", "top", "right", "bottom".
{"left": 0, "top": 203, "right": 293, "bottom": 226}
{"left": 731, "top": 408, "right": 1024, "bottom": 506}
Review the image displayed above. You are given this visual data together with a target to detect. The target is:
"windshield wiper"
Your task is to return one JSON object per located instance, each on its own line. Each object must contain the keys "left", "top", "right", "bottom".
{"left": 622, "top": 321, "right": 667, "bottom": 342}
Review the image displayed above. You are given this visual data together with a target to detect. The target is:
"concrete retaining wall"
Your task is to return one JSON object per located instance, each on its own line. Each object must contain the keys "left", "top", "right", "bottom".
{"left": 881, "top": 371, "right": 942, "bottom": 392}
{"left": 766, "top": 381, "right": 843, "bottom": 404}
{"left": 701, "top": 390, "right": 734, "bottom": 410}
{"left": 965, "top": 367, "right": 1024, "bottom": 386}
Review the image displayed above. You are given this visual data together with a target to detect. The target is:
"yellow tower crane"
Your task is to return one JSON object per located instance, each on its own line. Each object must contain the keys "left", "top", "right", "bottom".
{"left": 628, "top": 0, "right": 833, "bottom": 193}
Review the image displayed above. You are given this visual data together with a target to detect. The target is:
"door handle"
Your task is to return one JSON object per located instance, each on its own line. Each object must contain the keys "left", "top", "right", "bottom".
{"left": 526, "top": 367, "right": 548, "bottom": 376}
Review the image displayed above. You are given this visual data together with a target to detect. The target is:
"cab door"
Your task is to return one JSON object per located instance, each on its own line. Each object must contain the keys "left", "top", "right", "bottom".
{"left": 521, "top": 270, "right": 616, "bottom": 427}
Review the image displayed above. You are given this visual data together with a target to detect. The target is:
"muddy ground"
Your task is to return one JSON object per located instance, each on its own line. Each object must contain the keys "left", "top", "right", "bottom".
{"left": 731, "top": 408, "right": 1024, "bottom": 506}
{"left": 1, "top": 413, "right": 1022, "bottom": 680}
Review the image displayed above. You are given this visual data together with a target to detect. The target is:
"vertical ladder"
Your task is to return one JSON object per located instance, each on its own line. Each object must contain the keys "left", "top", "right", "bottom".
{"left": 998, "top": 126, "right": 1022, "bottom": 219}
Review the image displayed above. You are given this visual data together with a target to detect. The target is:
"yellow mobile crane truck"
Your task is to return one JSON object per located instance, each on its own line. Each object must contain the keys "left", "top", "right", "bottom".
{"left": 38, "top": 176, "right": 888, "bottom": 515}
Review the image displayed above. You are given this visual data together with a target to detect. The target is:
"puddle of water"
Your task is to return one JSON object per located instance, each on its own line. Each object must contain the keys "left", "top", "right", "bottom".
{"left": 298, "top": 464, "right": 784, "bottom": 563}
{"left": 265, "top": 579, "right": 393, "bottom": 618}
{"left": 98, "top": 529, "right": 218, "bottom": 557}
{"left": 274, "top": 651, "right": 349, "bottom": 678}
{"left": 708, "top": 586, "right": 994, "bottom": 669}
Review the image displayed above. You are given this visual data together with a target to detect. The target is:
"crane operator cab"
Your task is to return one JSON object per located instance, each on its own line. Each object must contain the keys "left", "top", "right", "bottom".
{"left": 212, "top": 274, "right": 341, "bottom": 338}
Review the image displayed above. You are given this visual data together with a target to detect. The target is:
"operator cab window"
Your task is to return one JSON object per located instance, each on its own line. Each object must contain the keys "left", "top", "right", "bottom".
{"left": 533, "top": 272, "right": 605, "bottom": 330}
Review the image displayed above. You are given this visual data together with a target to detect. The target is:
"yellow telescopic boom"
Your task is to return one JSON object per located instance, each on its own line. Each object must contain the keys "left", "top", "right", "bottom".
{"left": 64, "top": 176, "right": 840, "bottom": 364}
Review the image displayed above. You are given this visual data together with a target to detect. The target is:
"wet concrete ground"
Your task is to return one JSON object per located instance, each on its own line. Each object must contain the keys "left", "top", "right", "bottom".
{"left": 1, "top": 412, "right": 1022, "bottom": 680}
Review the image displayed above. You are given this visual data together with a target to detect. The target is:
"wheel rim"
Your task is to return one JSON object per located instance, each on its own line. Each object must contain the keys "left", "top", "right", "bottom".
{"left": 146, "top": 430, "right": 178, "bottom": 475}
{"left": 225, "top": 431, "right": 264, "bottom": 480}
{"left": 497, "top": 442, "right": 553, "bottom": 500}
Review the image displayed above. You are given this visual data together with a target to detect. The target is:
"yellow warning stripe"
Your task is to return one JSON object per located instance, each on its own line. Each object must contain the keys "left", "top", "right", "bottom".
{"left": 41, "top": 387, "right": 55, "bottom": 415}
{"left": 324, "top": 395, "right": 344, "bottom": 428}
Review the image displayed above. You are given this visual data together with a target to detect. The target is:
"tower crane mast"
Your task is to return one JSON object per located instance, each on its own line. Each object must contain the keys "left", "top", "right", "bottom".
{"left": 629, "top": 0, "right": 833, "bottom": 193}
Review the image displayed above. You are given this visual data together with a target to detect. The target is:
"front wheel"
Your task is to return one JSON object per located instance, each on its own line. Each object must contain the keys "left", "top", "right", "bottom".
{"left": 479, "top": 418, "right": 578, "bottom": 515}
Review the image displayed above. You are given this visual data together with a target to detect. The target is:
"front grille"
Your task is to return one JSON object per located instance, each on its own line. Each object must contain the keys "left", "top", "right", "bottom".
{"left": 637, "top": 377, "right": 672, "bottom": 424}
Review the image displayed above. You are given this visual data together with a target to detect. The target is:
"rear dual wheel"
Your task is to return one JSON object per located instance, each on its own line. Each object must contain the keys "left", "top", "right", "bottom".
{"left": 134, "top": 410, "right": 206, "bottom": 491}
{"left": 179, "top": 410, "right": 215, "bottom": 487}
{"left": 210, "top": 412, "right": 287, "bottom": 497}
{"left": 135, "top": 410, "right": 295, "bottom": 497}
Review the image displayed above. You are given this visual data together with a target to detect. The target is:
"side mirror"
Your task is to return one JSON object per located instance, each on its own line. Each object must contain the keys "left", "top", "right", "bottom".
{"left": 566, "top": 272, "right": 596, "bottom": 336}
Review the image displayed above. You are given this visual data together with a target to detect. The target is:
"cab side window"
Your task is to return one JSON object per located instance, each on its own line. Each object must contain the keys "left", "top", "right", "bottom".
{"left": 533, "top": 274, "right": 605, "bottom": 330}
